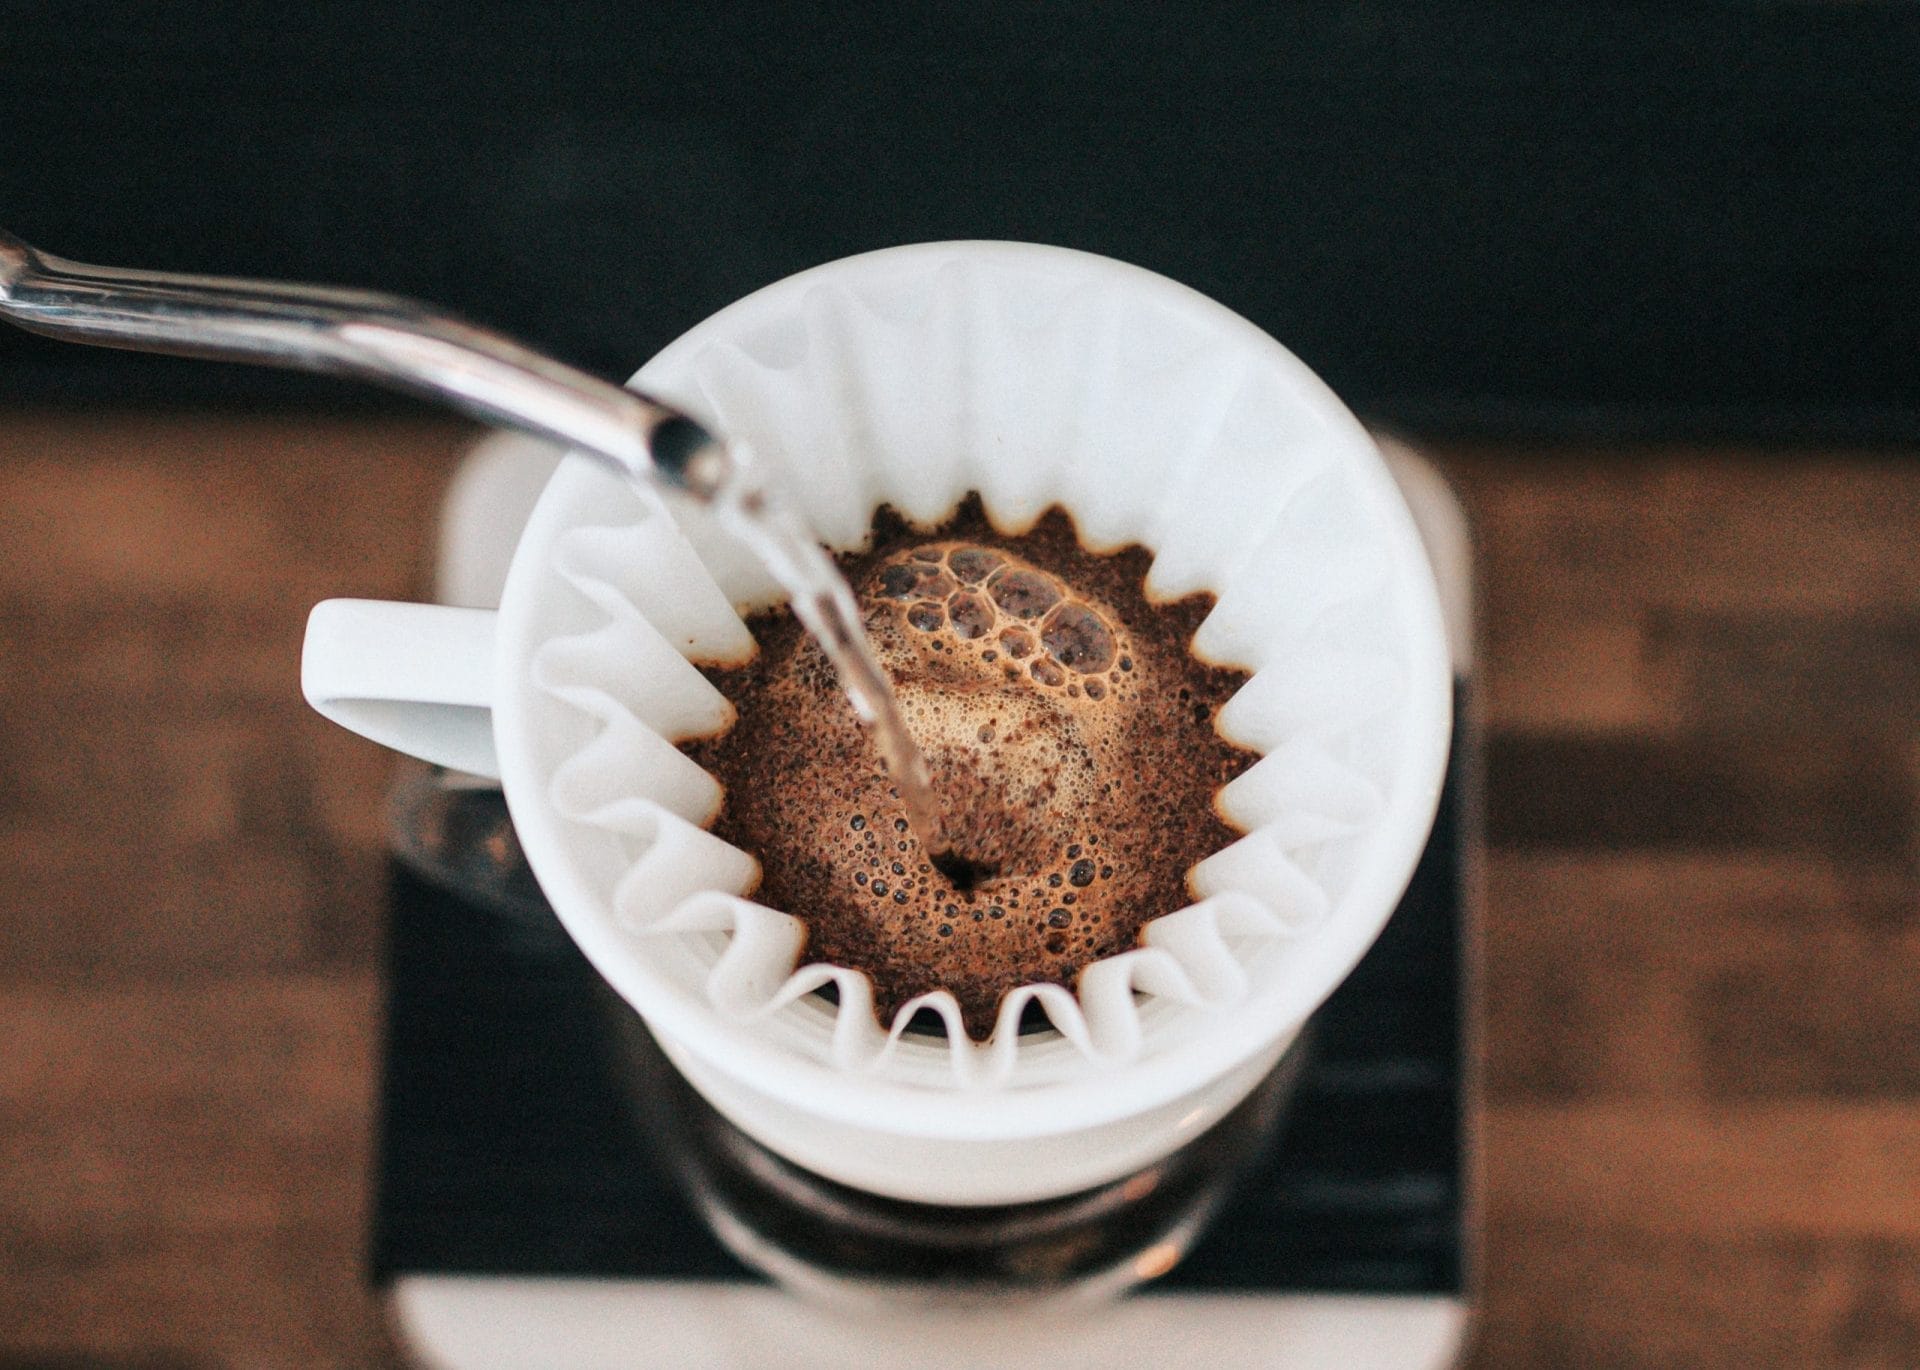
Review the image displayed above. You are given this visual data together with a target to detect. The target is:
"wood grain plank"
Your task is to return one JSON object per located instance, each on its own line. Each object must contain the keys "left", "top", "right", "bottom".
{"left": 1632, "top": 456, "right": 1920, "bottom": 617}
{"left": 0, "top": 1223, "right": 396, "bottom": 1369}
{"left": 1437, "top": 448, "right": 1920, "bottom": 620}
{"left": 1485, "top": 731, "right": 1915, "bottom": 859}
{"left": 1434, "top": 450, "right": 1669, "bottom": 614}
{"left": 1437, "top": 447, "right": 1920, "bottom": 737}
{"left": 1486, "top": 853, "right": 1920, "bottom": 1101}
{"left": 1473, "top": 1102, "right": 1920, "bottom": 1366}
{"left": 0, "top": 416, "right": 466, "bottom": 989}
{"left": 0, "top": 702, "right": 393, "bottom": 984}
{"left": 1477, "top": 616, "right": 1687, "bottom": 732}
{"left": 1651, "top": 608, "right": 1920, "bottom": 733}
{"left": 0, "top": 974, "right": 385, "bottom": 1363}
{"left": 0, "top": 977, "right": 378, "bottom": 1218}
{"left": 1485, "top": 1102, "right": 1920, "bottom": 1240}
{"left": 1469, "top": 1223, "right": 1920, "bottom": 1370}
{"left": 0, "top": 412, "right": 467, "bottom": 611}
{"left": 0, "top": 415, "right": 452, "bottom": 1359}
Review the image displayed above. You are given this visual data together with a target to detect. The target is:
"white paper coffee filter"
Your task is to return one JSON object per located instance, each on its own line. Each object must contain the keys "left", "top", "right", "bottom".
{"left": 517, "top": 243, "right": 1448, "bottom": 1093}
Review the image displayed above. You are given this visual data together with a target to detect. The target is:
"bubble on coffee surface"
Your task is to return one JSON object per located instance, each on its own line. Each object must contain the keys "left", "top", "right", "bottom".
{"left": 679, "top": 498, "right": 1255, "bottom": 1042}
{"left": 860, "top": 538, "right": 1150, "bottom": 878}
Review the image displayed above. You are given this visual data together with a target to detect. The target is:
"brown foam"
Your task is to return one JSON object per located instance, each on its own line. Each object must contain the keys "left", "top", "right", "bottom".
{"left": 680, "top": 495, "right": 1255, "bottom": 1041}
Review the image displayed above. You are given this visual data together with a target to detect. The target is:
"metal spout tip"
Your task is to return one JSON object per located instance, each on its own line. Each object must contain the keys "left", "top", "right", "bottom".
{"left": 648, "top": 414, "right": 732, "bottom": 499}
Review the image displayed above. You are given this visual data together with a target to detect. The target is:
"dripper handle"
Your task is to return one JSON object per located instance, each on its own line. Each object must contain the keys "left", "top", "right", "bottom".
{"left": 302, "top": 600, "right": 500, "bottom": 777}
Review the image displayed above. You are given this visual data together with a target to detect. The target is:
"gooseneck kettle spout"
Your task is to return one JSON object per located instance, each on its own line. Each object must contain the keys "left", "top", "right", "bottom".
{"left": 0, "top": 228, "right": 729, "bottom": 497}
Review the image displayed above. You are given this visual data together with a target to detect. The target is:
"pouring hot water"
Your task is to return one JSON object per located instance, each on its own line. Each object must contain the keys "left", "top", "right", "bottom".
{"left": 0, "top": 228, "right": 960, "bottom": 862}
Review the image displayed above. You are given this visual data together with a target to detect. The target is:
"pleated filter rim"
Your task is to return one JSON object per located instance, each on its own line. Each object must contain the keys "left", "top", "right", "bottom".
{"left": 512, "top": 245, "right": 1444, "bottom": 1093}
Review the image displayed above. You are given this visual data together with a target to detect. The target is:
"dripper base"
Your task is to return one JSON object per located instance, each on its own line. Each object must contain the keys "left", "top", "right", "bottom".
{"left": 603, "top": 991, "right": 1307, "bottom": 1309}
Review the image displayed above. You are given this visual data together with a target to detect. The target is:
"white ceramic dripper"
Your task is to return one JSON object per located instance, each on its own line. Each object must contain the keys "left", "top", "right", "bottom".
{"left": 301, "top": 242, "right": 1452, "bottom": 1206}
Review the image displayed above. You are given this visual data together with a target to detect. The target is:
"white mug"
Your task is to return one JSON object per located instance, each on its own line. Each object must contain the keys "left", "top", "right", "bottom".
{"left": 303, "top": 242, "right": 1452, "bottom": 1207}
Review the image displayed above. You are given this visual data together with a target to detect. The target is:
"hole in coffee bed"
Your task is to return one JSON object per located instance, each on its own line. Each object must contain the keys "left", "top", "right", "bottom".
{"left": 929, "top": 849, "right": 995, "bottom": 892}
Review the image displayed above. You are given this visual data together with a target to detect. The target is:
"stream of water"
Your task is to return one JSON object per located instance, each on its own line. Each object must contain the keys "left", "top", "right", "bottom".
{"left": 706, "top": 455, "right": 950, "bottom": 858}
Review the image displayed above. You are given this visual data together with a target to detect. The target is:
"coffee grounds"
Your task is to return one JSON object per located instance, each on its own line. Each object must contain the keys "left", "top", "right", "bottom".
{"left": 680, "top": 495, "right": 1255, "bottom": 1041}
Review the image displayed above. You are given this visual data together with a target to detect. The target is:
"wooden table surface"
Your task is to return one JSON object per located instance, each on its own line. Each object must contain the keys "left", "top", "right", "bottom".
{"left": 0, "top": 413, "right": 1914, "bottom": 1368}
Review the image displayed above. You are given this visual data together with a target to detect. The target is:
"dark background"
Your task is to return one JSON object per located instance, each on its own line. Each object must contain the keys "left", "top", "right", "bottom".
{"left": 5, "top": 3, "right": 1918, "bottom": 440}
